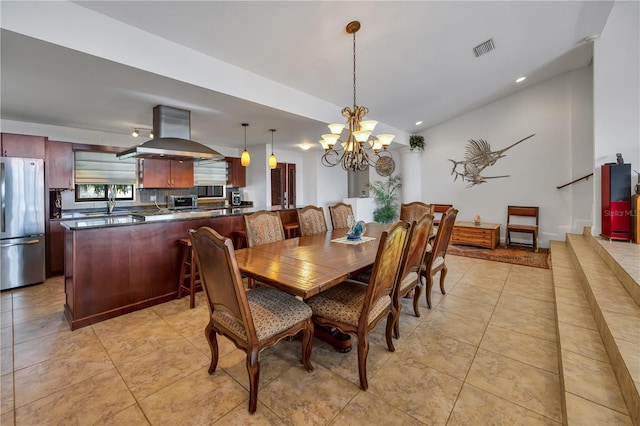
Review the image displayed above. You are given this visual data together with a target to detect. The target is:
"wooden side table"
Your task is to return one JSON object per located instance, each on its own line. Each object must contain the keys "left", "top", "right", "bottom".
{"left": 452, "top": 221, "right": 500, "bottom": 249}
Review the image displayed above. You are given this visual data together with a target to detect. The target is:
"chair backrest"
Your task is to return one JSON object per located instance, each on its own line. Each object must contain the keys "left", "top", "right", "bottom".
{"left": 244, "top": 210, "right": 285, "bottom": 247}
{"left": 401, "top": 213, "right": 434, "bottom": 277}
{"left": 430, "top": 207, "right": 458, "bottom": 262}
{"left": 329, "top": 202, "right": 354, "bottom": 230}
{"left": 507, "top": 206, "right": 539, "bottom": 226}
{"left": 400, "top": 202, "right": 433, "bottom": 223}
{"left": 361, "top": 220, "right": 411, "bottom": 325}
{"left": 297, "top": 205, "right": 328, "bottom": 236}
{"left": 189, "top": 226, "right": 257, "bottom": 342}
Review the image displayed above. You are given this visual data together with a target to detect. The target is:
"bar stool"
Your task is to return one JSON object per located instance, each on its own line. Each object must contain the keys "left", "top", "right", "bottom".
{"left": 283, "top": 223, "right": 299, "bottom": 239}
{"left": 178, "top": 238, "right": 202, "bottom": 308}
{"left": 230, "top": 230, "right": 247, "bottom": 249}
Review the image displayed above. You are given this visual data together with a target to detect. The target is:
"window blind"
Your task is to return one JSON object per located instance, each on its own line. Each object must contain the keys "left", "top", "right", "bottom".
{"left": 194, "top": 160, "right": 226, "bottom": 185}
{"left": 74, "top": 151, "right": 137, "bottom": 184}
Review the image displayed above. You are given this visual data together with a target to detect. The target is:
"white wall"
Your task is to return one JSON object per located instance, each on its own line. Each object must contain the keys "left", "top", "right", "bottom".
{"left": 406, "top": 67, "right": 595, "bottom": 248}
{"left": 593, "top": 0, "right": 640, "bottom": 236}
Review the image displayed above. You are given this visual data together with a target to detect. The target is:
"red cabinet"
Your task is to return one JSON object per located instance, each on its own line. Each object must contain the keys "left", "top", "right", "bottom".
{"left": 1, "top": 133, "right": 46, "bottom": 159}
{"left": 46, "top": 140, "right": 74, "bottom": 189}
{"left": 140, "top": 159, "right": 194, "bottom": 188}
{"left": 601, "top": 163, "right": 631, "bottom": 241}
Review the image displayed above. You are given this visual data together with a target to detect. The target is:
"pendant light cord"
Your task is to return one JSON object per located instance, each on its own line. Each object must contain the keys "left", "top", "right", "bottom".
{"left": 353, "top": 30, "right": 357, "bottom": 109}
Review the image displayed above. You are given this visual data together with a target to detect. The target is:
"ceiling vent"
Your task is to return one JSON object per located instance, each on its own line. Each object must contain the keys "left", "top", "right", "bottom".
{"left": 473, "top": 39, "right": 495, "bottom": 57}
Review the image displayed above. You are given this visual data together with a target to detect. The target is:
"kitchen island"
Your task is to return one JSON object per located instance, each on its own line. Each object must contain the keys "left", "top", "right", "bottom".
{"left": 61, "top": 206, "right": 299, "bottom": 330}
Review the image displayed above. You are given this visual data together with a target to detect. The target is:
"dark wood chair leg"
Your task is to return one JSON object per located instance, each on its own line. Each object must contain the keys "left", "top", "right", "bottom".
{"left": 301, "top": 319, "right": 314, "bottom": 372}
{"left": 386, "top": 310, "right": 397, "bottom": 349}
{"left": 413, "top": 283, "right": 422, "bottom": 317}
{"left": 387, "top": 303, "right": 402, "bottom": 339}
{"left": 425, "top": 273, "right": 434, "bottom": 309}
{"left": 439, "top": 265, "right": 448, "bottom": 295}
{"left": 247, "top": 348, "right": 260, "bottom": 414}
{"left": 357, "top": 334, "right": 370, "bottom": 391}
{"left": 205, "top": 321, "right": 219, "bottom": 374}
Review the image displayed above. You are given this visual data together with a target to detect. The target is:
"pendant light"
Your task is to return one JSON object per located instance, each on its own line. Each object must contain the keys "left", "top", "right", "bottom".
{"left": 268, "top": 129, "right": 277, "bottom": 169}
{"left": 240, "top": 123, "right": 250, "bottom": 166}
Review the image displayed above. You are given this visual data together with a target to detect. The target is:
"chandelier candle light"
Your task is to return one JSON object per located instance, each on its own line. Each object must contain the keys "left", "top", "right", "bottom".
{"left": 319, "top": 20, "right": 394, "bottom": 171}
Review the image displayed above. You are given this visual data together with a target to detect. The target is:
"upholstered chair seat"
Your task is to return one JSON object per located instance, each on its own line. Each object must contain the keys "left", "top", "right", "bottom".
{"left": 306, "top": 280, "right": 391, "bottom": 327}
{"left": 398, "top": 271, "right": 419, "bottom": 295}
{"left": 211, "top": 286, "right": 312, "bottom": 343}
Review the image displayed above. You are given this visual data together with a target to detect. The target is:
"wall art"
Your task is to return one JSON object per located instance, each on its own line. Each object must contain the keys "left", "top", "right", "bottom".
{"left": 448, "top": 134, "right": 535, "bottom": 187}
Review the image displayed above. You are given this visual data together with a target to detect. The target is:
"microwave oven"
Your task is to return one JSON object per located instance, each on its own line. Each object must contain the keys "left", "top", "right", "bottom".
{"left": 195, "top": 185, "right": 226, "bottom": 199}
{"left": 167, "top": 195, "right": 198, "bottom": 210}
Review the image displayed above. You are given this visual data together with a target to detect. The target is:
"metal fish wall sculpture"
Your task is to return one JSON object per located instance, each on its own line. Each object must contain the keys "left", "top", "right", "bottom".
{"left": 448, "top": 134, "right": 535, "bottom": 187}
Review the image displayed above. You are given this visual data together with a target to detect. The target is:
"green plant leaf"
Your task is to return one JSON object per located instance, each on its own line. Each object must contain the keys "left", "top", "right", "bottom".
{"left": 366, "top": 175, "right": 402, "bottom": 223}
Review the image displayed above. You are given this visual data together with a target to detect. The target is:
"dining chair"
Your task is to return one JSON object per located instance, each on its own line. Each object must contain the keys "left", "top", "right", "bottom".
{"left": 399, "top": 202, "right": 433, "bottom": 223}
{"left": 297, "top": 205, "right": 328, "bottom": 236}
{"left": 393, "top": 213, "right": 434, "bottom": 338}
{"left": 243, "top": 210, "right": 286, "bottom": 247}
{"left": 506, "top": 205, "right": 539, "bottom": 252}
{"left": 306, "top": 220, "right": 411, "bottom": 391}
{"left": 188, "top": 226, "right": 314, "bottom": 413}
{"left": 328, "top": 202, "right": 354, "bottom": 230}
{"left": 432, "top": 203, "right": 453, "bottom": 227}
{"left": 417, "top": 207, "right": 458, "bottom": 310}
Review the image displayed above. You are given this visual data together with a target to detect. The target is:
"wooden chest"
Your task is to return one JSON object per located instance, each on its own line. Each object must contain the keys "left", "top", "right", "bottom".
{"left": 452, "top": 221, "right": 500, "bottom": 249}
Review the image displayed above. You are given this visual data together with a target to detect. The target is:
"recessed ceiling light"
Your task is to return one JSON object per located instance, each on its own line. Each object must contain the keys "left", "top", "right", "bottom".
{"left": 415, "top": 121, "right": 423, "bottom": 126}
{"left": 515, "top": 76, "right": 526, "bottom": 83}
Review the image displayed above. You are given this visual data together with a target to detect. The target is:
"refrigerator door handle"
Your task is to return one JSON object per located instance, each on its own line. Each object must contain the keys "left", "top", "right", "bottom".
{"left": 1, "top": 161, "right": 4, "bottom": 233}
{"left": 1, "top": 239, "right": 41, "bottom": 248}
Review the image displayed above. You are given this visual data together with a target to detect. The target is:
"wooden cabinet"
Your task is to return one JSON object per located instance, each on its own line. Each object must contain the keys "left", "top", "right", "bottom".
{"left": 140, "top": 159, "right": 194, "bottom": 188}
{"left": 1, "top": 133, "right": 46, "bottom": 159}
{"left": 46, "top": 140, "right": 74, "bottom": 189}
{"left": 452, "top": 221, "right": 500, "bottom": 249}
{"left": 48, "top": 220, "right": 66, "bottom": 275}
{"left": 226, "top": 157, "right": 246, "bottom": 187}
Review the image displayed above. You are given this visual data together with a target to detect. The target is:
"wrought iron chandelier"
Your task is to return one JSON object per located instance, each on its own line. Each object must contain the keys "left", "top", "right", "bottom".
{"left": 319, "top": 21, "right": 394, "bottom": 171}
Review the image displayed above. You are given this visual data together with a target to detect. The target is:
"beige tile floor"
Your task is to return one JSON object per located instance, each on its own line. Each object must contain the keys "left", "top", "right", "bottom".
{"left": 1, "top": 256, "right": 568, "bottom": 425}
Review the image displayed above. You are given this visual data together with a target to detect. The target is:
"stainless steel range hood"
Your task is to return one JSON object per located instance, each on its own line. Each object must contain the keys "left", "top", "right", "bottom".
{"left": 117, "top": 105, "right": 224, "bottom": 162}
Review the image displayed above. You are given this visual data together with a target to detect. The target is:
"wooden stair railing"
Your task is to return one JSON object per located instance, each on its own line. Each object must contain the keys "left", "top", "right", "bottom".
{"left": 556, "top": 173, "right": 593, "bottom": 189}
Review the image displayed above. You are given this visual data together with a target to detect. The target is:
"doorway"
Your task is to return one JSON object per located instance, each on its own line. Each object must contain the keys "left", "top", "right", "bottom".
{"left": 271, "top": 163, "right": 296, "bottom": 208}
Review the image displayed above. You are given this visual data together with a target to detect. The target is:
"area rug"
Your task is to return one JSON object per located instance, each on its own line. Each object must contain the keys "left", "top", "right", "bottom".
{"left": 447, "top": 244, "right": 551, "bottom": 269}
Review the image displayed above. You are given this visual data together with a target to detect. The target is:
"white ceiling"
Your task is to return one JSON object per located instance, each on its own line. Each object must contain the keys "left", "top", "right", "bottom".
{"left": 0, "top": 1, "right": 613, "bottom": 152}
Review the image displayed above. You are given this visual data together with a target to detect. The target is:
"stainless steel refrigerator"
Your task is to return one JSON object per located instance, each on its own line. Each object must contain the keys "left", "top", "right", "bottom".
{"left": 1, "top": 157, "right": 46, "bottom": 290}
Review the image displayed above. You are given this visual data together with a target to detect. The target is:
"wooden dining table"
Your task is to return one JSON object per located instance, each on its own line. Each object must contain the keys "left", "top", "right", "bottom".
{"left": 234, "top": 222, "right": 388, "bottom": 298}
{"left": 234, "top": 222, "right": 389, "bottom": 351}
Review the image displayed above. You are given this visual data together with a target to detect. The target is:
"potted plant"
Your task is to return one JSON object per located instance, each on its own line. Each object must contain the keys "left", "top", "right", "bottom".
{"left": 367, "top": 175, "right": 402, "bottom": 223}
{"left": 409, "top": 134, "right": 425, "bottom": 151}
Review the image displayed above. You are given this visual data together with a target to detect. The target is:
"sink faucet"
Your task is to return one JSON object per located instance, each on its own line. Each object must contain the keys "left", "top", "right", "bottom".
{"left": 107, "top": 185, "right": 116, "bottom": 214}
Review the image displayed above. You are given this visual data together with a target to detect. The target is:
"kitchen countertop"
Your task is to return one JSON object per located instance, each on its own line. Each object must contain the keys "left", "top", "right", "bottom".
{"left": 59, "top": 205, "right": 297, "bottom": 230}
